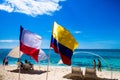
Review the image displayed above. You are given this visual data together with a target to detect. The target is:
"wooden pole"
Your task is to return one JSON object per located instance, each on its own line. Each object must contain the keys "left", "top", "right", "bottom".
{"left": 18, "top": 48, "right": 21, "bottom": 80}
{"left": 46, "top": 47, "right": 51, "bottom": 80}
{"left": 38, "top": 61, "right": 40, "bottom": 70}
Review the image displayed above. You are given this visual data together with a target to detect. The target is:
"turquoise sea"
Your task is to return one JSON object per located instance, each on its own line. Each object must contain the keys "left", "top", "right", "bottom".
{"left": 0, "top": 49, "right": 120, "bottom": 71}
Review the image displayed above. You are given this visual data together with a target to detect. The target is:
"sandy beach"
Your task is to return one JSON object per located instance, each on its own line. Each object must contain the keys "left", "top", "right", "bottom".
{"left": 0, "top": 65, "right": 120, "bottom": 80}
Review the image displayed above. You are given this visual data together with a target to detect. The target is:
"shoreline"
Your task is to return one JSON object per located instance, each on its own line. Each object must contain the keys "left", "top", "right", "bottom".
{"left": 1, "top": 64, "right": 120, "bottom": 72}
{"left": 0, "top": 65, "right": 120, "bottom": 80}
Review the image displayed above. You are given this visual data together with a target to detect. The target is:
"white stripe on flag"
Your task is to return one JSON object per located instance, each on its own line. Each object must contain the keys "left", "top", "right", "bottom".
{"left": 39, "top": 49, "right": 48, "bottom": 61}
{"left": 21, "top": 29, "right": 42, "bottom": 49}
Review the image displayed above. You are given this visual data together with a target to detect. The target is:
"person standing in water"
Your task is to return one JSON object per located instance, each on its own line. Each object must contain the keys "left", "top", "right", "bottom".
{"left": 93, "top": 59, "right": 96, "bottom": 70}
{"left": 98, "top": 59, "right": 102, "bottom": 71}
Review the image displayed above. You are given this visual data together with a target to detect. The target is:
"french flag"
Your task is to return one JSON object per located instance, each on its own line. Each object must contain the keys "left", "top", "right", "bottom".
{"left": 20, "top": 26, "right": 42, "bottom": 62}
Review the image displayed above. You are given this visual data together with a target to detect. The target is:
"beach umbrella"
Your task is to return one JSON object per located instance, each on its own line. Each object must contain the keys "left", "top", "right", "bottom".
{"left": 8, "top": 46, "right": 23, "bottom": 58}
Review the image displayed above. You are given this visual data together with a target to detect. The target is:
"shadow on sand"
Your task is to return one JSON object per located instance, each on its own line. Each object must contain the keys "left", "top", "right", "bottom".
{"left": 63, "top": 73, "right": 118, "bottom": 80}
{"left": 8, "top": 69, "right": 47, "bottom": 75}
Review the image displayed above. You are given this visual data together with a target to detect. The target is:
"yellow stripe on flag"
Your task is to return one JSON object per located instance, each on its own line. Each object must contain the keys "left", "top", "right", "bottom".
{"left": 52, "top": 22, "right": 78, "bottom": 51}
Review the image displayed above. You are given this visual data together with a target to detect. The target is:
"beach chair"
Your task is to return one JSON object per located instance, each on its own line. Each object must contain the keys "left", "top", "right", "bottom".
{"left": 23, "top": 63, "right": 33, "bottom": 70}
{"left": 16, "top": 62, "right": 22, "bottom": 69}
{"left": 72, "top": 67, "right": 82, "bottom": 74}
{"left": 84, "top": 68, "right": 98, "bottom": 80}
{"left": 69, "top": 67, "right": 84, "bottom": 80}
{"left": 63, "top": 67, "right": 84, "bottom": 80}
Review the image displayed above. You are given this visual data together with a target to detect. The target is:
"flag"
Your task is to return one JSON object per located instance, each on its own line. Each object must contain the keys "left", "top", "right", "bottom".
{"left": 8, "top": 46, "right": 23, "bottom": 58}
{"left": 39, "top": 49, "right": 48, "bottom": 61}
{"left": 20, "top": 26, "right": 42, "bottom": 62}
{"left": 50, "top": 22, "right": 78, "bottom": 65}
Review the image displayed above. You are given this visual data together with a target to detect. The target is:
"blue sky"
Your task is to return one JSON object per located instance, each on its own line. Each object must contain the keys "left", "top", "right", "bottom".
{"left": 0, "top": 0, "right": 120, "bottom": 49}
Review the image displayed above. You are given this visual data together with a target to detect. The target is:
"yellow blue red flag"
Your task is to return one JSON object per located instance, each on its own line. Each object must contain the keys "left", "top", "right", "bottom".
{"left": 50, "top": 22, "right": 78, "bottom": 65}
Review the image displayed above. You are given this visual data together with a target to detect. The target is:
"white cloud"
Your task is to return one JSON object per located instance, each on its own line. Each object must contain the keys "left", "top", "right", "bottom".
{"left": 74, "top": 31, "right": 82, "bottom": 34}
{"left": 0, "top": 0, "right": 65, "bottom": 17}
{"left": 47, "top": 30, "right": 52, "bottom": 33}
{"left": 0, "top": 40, "right": 19, "bottom": 43}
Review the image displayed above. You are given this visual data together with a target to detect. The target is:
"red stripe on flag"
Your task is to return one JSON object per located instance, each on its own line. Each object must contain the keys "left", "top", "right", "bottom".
{"left": 20, "top": 41, "right": 39, "bottom": 62}
{"left": 50, "top": 39, "right": 72, "bottom": 65}
{"left": 60, "top": 53, "right": 71, "bottom": 65}
{"left": 50, "top": 43, "right": 59, "bottom": 54}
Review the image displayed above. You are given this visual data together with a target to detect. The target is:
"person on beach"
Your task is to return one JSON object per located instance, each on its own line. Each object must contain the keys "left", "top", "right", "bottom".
{"left": 93, "top": 59, "right": 96, "bottom": 70}
{"left": 24, "top": 59, "right": 34, "bottom": 70}
{"left": 98, "top": 59, "right": 102, "bottom": 71}
{"left": 17, "top": 58, "right": 23, "bottom": 69}
{"left": 3, "top": 57, "right": 8, "bottom": 66}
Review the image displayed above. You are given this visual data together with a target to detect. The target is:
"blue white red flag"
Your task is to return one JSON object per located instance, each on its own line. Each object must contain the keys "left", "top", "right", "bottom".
{"left": 20, "top": 26, "right": 42, "bottom": 62}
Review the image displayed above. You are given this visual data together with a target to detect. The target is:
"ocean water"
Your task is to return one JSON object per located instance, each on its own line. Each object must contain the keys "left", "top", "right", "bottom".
{"left": 0, "top": 49, "right": 120, "bottom": 71}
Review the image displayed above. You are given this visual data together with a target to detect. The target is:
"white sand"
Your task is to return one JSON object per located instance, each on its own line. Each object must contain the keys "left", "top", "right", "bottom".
{"left": 0, "top": 65, "right": 120, "bottom": 80}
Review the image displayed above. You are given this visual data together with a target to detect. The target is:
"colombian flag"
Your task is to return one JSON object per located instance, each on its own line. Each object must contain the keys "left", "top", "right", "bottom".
{"left": 50, "top": 22, "right": 78, "bottom": 65}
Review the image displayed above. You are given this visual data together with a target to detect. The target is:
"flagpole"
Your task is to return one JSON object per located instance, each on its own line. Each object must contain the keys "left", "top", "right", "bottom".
{"left": 38, "top": 61, "right": 40, "bottom": 70}
{"left": 46, "top": 47, "right": 51, "bottom": 80}
{"left": 18, "top": 48, "right": 21, "bottom": 80}
{"left": 18, "top": 25, "right": 22, "bottom": 80}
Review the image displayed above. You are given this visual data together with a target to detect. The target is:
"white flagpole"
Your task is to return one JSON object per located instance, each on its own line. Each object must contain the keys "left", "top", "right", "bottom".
{"left": 18, "top": 48, "right": 21, "bottom": 80}
{"left": 38, "top": 57, "right": 41, "bottom": 71}
{"left": 38, "top": 61, "right": 40, "bottom": 70}
{"left": 38, "top": 50, "right": 41, "bottom": 71}
{"left": 46, "top": 47, "right": 51, "bottom": 80}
